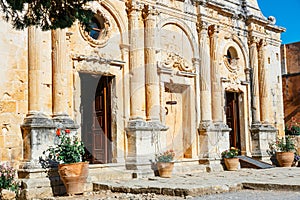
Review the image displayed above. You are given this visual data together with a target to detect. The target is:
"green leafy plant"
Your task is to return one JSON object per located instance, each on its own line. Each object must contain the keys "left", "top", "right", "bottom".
{"left": 44, "top": 128, "right": 85, "bottom": 164}
{"left": 221, "top": 147, "right": 239, "bottom": 158}
{"left": 285, "top": 117, "right": 300, "bottom": 136}
{"left": 155, "top": 150, "right": 175, "bottom": 162}
{"left": 0, "top": 163, "right": 19, "bottom": 193}
{"left": 274, "top": 136, "right": 295, "bottom": 152}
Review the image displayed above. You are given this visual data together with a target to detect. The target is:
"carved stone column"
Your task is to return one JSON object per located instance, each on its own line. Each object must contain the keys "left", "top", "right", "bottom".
{"left": 21, "top": 26, "right": 55, "bottom": 168}
{"left": 197, "top": 23, "right": 230, "bottom": 171}
{"left": 249, "top": 37, "right": 261, "bottom": 124}
{"left": 209, "top": 25, "right": 222, "bottom": 123}
{"left": 249, "top": 37, "right": 276, "bottom": 161}
{"left": 127, "top": 1, "right": 146, "bottom": 121}
{"left": 198, "top": 22, "right": 212, "bottom": 123}
{"left": 125, "top": 2, "right": 167, "bottom": 172}
{"left": 258, "top": 39, "right": 270, "bottom": 124}
{"left": 51, "top": 29, "right": 78, "bottom": 130}
{"left": 143, "top": 5, "right": 160, "bottom": 122}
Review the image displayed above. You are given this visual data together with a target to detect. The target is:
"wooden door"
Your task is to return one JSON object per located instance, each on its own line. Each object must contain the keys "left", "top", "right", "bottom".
{"left": 81, "top": 74, "right": 112, "bottom": 164}
{"left": 225, "top": 92, "right": 241, "bottom": 150}
{"left": 92, "top": 76, "right": 112, "bottom": 164}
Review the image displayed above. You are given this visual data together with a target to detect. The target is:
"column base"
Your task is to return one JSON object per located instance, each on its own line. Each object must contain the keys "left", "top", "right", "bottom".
{"left": 251, "top": 123, "right": 277, "bottom": 162}
{"left": 125, "top": 119, "right": 168, "bottom": 171}
{"left": 199, "top": 121, "right": 231, "bottom": 159}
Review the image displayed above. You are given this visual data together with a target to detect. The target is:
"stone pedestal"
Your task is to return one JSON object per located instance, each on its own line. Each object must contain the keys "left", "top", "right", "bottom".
{"left": 251, "top": 124, "right": 277, "bottom": 162}
{"left": 20, "top": 112, "right": 56, "bottom": 168}
{"left": 125, "top": 119, "right": 168, "bottom": 172}
{"left": 199, "top": 121, "right": 230, "bottom": 171}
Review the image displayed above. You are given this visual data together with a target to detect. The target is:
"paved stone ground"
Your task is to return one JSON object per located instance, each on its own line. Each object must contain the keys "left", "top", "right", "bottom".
{"left": 41, "top": 167, "right": 300, "bottom": 200}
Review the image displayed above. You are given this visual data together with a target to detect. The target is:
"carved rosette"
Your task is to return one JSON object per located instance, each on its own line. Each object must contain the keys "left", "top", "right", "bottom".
{"left": 161, "top": 52, "right": 194, "bottom": 72}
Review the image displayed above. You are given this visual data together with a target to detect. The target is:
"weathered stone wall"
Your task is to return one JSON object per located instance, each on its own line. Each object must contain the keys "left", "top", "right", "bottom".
{"left": 0, "top": 19, "right": 28, "bottom": 166}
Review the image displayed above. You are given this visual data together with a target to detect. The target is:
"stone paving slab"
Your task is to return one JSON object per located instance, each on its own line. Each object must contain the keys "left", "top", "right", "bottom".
{"left": 93, "top": 167, "right": 300, "bottom": 197}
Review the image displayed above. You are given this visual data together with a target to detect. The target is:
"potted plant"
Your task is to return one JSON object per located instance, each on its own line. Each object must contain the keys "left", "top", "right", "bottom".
{"left": 0, "top": 163, "right": 19, "bottom": 199}
{"left": 221, "top": 147, "right": 240, "bottom": 171}
{"left": 155, "top": 150, "right": 175, "bottom": 178}
{"left": 285, "top": 117, "right": 300, "bottom": 136}
{"left": 44, "top": 128, "right": 88, "bottom": 195}
{"left": 273, "top": 136, "right": 295, "bottom": 167}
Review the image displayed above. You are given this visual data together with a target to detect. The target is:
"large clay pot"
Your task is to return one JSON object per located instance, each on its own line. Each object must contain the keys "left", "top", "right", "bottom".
{"left": 156, "top": 162, "right": 174, "bottom": 178}
{"left": 58, "top": 162, "right": 89, "bottom": 195}
{"left": 224, "top": 158, "right": 239, "bottom": 171}
{"left": 276, "top": 152, "right": 294, "bottom": 167}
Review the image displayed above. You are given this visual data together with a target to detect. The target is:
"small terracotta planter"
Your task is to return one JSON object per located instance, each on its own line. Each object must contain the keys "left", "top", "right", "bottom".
{"left": 58, "top": 162, "right": 89, "bottom": 195}
{"left": 156, "top": 162, "right": 174, "bottom": 178}
{"left": 224, "top": 157, "right": 239, "bottom": 171}
{"left": 276, "top": 152, "right": 294, "bottom": 167}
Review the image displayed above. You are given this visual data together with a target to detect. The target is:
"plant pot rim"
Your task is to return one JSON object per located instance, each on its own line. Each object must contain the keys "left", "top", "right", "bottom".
{"left": 58, "top": 161, "right": 89, "bottom": 167}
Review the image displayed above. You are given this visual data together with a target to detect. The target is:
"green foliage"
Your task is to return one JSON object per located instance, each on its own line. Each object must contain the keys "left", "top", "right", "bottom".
{"left": 0, "top": 163, "right": 19, "bottom": 193}
{"left": 221, "top": 147, "right": 239, "bottom": 158}
{"left": 275, "top": 136, "right": 295, "bottom": 152}
{"left": 0, "top": 0, "right": 94, "bottom": 30}
{"left": 155, "top": 150, "right": 175, "bottom": 162}
{"left": 44, "top": 128, "right": 85, "bottom": 164}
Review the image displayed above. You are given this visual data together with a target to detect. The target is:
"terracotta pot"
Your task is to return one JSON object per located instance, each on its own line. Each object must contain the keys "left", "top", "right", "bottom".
{"left": 156, "top": 162, "right": 174, "bottom": 178}
{"left": 58, "top": 162, "right": 89, "bottom": 195}
{"left": 276, "top": 152, "right": 294, "bottom": 167}
{"left": 224, "top": 157, "right": 239, "bottom": 171}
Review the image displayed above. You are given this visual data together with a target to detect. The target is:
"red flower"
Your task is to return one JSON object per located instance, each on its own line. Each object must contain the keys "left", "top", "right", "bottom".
{"left": 56, "top": 129, "right": 61, "bottom": 136}
{"left": 65, "top": 129, "right": 70, "bottom": 134}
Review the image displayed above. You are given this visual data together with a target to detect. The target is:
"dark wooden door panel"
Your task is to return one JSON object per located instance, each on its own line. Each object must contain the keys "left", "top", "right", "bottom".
{"left": 81, "top": 74, "right": 112, "bottom": 164}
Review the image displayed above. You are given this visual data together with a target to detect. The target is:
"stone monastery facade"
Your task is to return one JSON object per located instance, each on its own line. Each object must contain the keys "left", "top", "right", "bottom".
{"left": 0, "top": 0, "right": 285, "bottom": 197}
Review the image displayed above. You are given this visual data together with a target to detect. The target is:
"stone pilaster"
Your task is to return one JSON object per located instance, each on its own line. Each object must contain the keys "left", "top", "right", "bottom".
{"left": 51, "top": 29, "right": 78, "bottom": 130}
{"left": 249, "top": 36, "right": 261, "bottom": 124}
{"left": 21, "top": 26, "right": 56, "bottom": 168}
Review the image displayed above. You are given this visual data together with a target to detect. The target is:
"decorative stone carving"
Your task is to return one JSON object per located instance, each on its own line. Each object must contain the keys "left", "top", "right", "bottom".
{"left": 162, "top": 52, "right": 194, "bottom": 72}
{"left": 79, "top": 9, "right": 111, "bottom": 47}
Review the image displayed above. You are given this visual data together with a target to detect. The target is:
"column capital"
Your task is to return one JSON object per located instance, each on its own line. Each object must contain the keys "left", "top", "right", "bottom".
{"left": 126, "top": 0, "right": 144, "bottom": 15}
{"left": 142, "top": 4, "right": 159, "bottom": 20}
{"left": 196, "top": 21, "right": 209, "bottom": 33}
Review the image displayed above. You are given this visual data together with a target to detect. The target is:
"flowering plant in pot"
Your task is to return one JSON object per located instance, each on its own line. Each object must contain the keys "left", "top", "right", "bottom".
{"left": 272, "top": 136, "right": 295, "bottom": 167}
{"left": 155, "top": 150, "right": 175, "bottom": 178}
{"left": 221, "top": 147, "right": 240, "bottom": 171}
{"left": 285, "top": 117, "right": 300, "bottom": 136}
{"left": 44, "top": 128, "right": 88, "bottom": 195}
{"left": 0, "top": 163, "right": 19, "bottom": 199}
